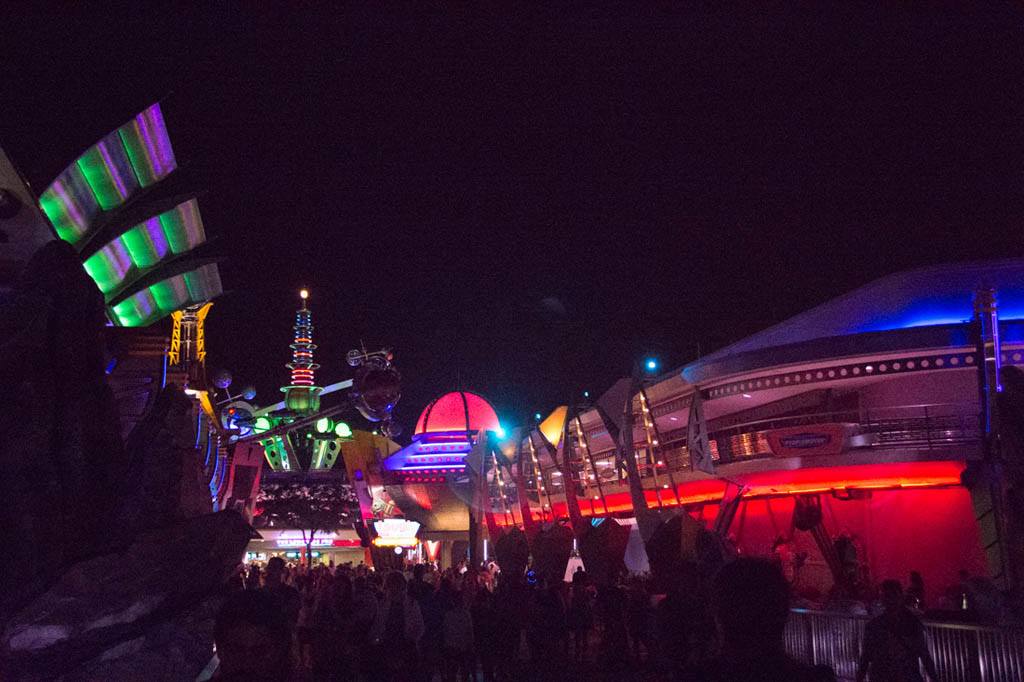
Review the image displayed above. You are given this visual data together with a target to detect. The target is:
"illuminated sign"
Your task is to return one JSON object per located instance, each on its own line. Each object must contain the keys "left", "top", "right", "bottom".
{"left": 767, "top": 424, "right": 847, "bottom": 458}
{"left": 275, "top": 530, "right": 337, "bottom": 548}
{"left": 372, "top": 519, "right": 421, "bottom": 547}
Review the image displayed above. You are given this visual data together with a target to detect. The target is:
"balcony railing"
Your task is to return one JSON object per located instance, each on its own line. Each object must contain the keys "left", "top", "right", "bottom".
{"left": 784, "top": 609, "right": 1024, "bottom": 682}
{"left": 513, "top": 403, "right": 982, "bottom": 500}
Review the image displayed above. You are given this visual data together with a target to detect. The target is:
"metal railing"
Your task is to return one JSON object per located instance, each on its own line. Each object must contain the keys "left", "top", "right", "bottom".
{"left": 516, "top": 403, "right": 982, "bottom": 501}
{"left": 707, "top": 403, "right": 981, "bottom": 462}
{"left": 784, "top": 609, "right": 1024, "bottom": 682}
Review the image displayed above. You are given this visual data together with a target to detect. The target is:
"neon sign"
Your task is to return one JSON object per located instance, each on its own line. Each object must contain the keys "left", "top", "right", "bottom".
{"left": 275, "top": 530, "right": 337, "bottom": 548}
{"left": 372, "top": 519, "right": 421, "bottom": 547}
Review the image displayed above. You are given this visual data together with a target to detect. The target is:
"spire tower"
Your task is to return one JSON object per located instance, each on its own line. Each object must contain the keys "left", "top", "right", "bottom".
{"left": 282, "top": 289, "right": 323, "bottom": 414}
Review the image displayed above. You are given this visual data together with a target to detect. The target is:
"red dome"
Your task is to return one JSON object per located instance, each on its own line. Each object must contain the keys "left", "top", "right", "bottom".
{"left": 414, "top": 391, "right": 500, "bottom": 438}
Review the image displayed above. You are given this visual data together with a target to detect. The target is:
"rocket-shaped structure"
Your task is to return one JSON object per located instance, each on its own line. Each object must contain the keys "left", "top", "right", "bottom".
{"left": 282, "top": 289, "right": 323, "bottom": 414}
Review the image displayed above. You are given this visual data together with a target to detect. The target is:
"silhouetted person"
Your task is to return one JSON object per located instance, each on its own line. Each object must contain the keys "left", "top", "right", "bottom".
{"left": 626, "top": 579, "right": 652, "bottom": 663}
{"left": 567, "top": 573, "right": 593, "bottom": 664}
{"left": 857, "top": 580, "right": 937, "bottom": 682}
{"left": 261, "top": 556, "right": 300, "bottom": 627}
{"left": 371, "top": 571, "right": 425, "bottom": 680}
{"left": 312, "top": 575, "right": 354, "bottom": 682}
{"left": 470, "top": 576, "right": 498, "bottom": 682}
{"left": 442, "top": 588, "right": 475, "bottom": 682}
{"left": 211, "top": 590, "right": 292, "bottom": 682}
{"left": 596, "top": 582, "right": 629, "bottom": 676}
{"left": 696, "top": 558, "right": 836, "bottom": 682}
{"left": 246, "top": 563, "right": 262, "bottom": 590}
{"left": 907, "top": 571, "right": 925, "bottom": 612}
{"left": 527, "top": 576, "right": 567, "bottom": 681}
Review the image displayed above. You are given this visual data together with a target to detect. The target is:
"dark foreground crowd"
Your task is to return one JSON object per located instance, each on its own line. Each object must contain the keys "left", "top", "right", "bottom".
{"left": 210, "top": 557, "right": 941, "bottom": 682}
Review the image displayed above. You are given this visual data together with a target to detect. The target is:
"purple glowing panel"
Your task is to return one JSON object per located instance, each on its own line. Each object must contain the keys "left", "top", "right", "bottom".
{"left": 76, "top": 131, "right": 139, "bottom": 209}
{"left": 118, "top": 103, "right": 177, "bottom": 186}
{"left": 40, "top": 102, "right": 177, "bottom": 245}
{"left": 82, "top": 240, "right": 132, "bottom": 293}
{"left": 39, "top": 168, "right": 101, "bottom": 243}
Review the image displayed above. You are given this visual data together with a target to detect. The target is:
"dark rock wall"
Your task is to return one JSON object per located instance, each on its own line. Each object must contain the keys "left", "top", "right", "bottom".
{"left": 0, "top": 241, "right": 126, "bottom": 619}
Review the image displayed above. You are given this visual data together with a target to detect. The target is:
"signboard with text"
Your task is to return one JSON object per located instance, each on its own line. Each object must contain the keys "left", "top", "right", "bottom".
{"left": 372, "top": 518, "right": 421, "bottom": 547}
{"left": 766, "top": 423, "right": 848, "bottom": 458}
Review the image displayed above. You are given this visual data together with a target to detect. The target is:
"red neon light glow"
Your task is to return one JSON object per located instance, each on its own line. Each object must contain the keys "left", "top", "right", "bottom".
{"left": 492, "top": 461, "right": 966, "bottom": 525}
{"left": 414, "top": 391, "right": 500, "bottom": 437}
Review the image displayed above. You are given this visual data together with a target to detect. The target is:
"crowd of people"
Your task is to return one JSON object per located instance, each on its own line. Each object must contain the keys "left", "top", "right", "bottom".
{"left": 211, "top": 556, "right": 949, "bottom": 682}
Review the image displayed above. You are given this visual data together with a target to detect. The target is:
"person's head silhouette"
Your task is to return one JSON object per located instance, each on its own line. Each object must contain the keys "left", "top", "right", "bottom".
{"left": 712, "top": 558, "right": 790, "bottom": 654}
{"left": 880, "top": 579, "right": 903, "bottom": 612}
{"left": 214, "top": 590, "right": 290, "bottom": 681}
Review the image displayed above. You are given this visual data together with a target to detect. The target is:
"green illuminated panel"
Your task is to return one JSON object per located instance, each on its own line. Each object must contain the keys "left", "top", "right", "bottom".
{"left": 39, "top": 102, "right": 216, "bottom": 329}
{"left": 109, "top": 264, "right": 223, "bottom": 327}
{"left": 82, "top": 240, "right": 132, "bottom": 293}
{"left": 41, "top": 102, "right": 178, "bottom": 245}
{"left": 161, "top": 199, "right": 204, "bottom": 254}
{"left": 39, "top": 166, "right": 101, "bottom": 244}
{"left": 75, "top": 131, "right": 139, "bottom": 210}
{"left": 81, "top": 199, "right": 207, "bottom": 299}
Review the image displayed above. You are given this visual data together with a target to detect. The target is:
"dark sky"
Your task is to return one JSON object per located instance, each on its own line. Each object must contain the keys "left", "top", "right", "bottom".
{"left": 4, "top": 6, "right": 1024, "bottom": 438}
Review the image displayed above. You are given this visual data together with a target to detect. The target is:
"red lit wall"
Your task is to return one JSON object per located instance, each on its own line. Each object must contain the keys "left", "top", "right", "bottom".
{"left": 492, "top": 461, "right": 987, "bottom": 599}
{"left": 726, "top": 487, "right": 987, "bottom": 601}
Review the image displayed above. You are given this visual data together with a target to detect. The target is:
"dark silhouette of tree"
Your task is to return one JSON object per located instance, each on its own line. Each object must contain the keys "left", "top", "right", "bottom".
{"left": 254, "top": 472, "right": 358, "bottom": 565}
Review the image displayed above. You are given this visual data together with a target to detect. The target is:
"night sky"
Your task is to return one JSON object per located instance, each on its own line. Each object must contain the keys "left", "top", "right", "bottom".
{"left": 4, "top": 6, "right": 1024, "bottom": 438}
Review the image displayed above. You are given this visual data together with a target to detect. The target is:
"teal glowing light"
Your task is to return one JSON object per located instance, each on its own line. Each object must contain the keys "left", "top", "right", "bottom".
{"left": 495, "top": 426, "right": 506, "bottom": 439}
{"left": 334, "top": 422, "right": 353, "bottom": 438}
{"left": 645, "top": 359, "right": 658, "bottom": 371}
{"left": 534, "top": 413, "right": 542, "bottom": 420}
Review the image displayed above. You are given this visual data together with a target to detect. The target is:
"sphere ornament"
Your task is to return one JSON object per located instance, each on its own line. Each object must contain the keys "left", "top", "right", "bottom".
{"left": 212, "top": 369, "right": 232, "bottom": 389}
{"left": 349, "top": 347, "right": 401, "bottom": 423}
{"left": 352, "top": 364, "right": 402, "bottom": 422}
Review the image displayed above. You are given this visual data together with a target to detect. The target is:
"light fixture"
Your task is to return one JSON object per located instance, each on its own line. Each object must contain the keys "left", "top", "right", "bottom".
{"left": 742, "top": 393, "right": 752, "bottom": 398}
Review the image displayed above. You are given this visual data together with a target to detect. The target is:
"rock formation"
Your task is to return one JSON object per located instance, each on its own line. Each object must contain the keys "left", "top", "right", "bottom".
{"left": 0, "top": 241, "right": 250, "bottom": 681}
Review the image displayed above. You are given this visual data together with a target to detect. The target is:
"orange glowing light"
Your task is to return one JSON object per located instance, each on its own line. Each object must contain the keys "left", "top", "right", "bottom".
{"left": 490, "top": 461, "right": 967, "bottom": 526}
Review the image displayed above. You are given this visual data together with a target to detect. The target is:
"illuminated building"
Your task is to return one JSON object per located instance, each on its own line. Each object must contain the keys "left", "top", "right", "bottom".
{"left": 476, "top": 261, "right": 1024, "bottom": 595}
{"left": 338, "top": 391, "right": 502, "bottom": 568}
